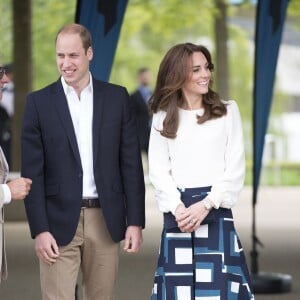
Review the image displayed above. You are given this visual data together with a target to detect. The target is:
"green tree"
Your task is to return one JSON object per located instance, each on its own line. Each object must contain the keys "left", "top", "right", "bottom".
{"left": 0, "top": 1, "right": 13, "bottom": 62}
{"left": 12, "top": 0, "right": 32, "bottom": 170}
{"left": 111, "top": 0, "right": 215, "bottom": 92}
{"left": 1, "top": 0, "right": 298, "bottom": 169}
{"left": 32, "top": 0, "right": 75, "bottom": 89}
{"left": 214, "top": 0, "right": 229, "bottom": 101}
{"left": 0, "top": 0, "right": 76, "bottom": 170}
{"left": 111, "top": 0, "right": 254, "bottom": 120}
{"left": 288, "top": 0, "right": 300, "bottom": 30}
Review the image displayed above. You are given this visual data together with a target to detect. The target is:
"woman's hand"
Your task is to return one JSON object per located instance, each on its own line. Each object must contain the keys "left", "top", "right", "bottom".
{"left": 176, "top": 201, "right": 209, "bottom": 233}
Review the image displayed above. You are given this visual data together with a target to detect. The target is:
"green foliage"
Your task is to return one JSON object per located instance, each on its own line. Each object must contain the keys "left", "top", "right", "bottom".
{"left": 228, "top": 25, "right": 253, "bottom": 118}
{"left": 0, "top": 1, "right": 13, "bottom": 62}
{"left": 245, "top": 161, "right": 300, "bottom": 186}
{"left": 0, "top": 0, "right": 298, "bottom": 129}
{"left": 0, "top": 0, "right": 76, "bottom": 88}
{"left": 110, "top": 0, "right": 216, "bottom": 92}
{"left": 32, "top": 0, "right": 76, "bottom": 88}
{"left": 1, "top": 0, "right": 299, "bottom": 183}
{"left": 288, "top": 0, "right": 300, "bottom": 30}
{"left": 111, "top": 0, "right": 258, "bottom": 125}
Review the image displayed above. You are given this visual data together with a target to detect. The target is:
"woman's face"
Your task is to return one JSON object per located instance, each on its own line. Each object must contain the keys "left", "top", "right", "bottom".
{"left": 0, "top": 65, "right": 10, "bottom": 101}
{"left": 182, "top": 51, "right": 211, "bottom": 100}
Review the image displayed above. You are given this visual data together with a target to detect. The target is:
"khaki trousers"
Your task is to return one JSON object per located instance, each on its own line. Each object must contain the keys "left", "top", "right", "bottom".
{"left": 40, "top": 208, "right": 119, "bottom": 300}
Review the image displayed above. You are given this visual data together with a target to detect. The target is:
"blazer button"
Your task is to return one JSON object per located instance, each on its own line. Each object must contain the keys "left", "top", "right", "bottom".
{"left": 78, "top": 173, "right": 83, "bottom": 178}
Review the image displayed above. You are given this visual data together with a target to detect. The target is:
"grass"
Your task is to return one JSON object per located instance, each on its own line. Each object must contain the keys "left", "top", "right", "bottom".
{"left": 245, "top": 162, "right": 300, "bottom": 186}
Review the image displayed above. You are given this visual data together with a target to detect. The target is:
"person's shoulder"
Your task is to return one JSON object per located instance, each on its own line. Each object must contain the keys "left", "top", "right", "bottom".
{"left": 92, "top": 78, "right": 127, "bottom": 93}
{"left": 222, "top": 99, "right": 237, "bottom": 106}
{"left": 153, "top": 110, "right": 166, "bottom": 117}
{"left": 152, "top": 110, "right": 166, "bottom": 126}
{"left": 129, "top": 89, "right": 139, "bottom": 97}
{"left": 223, "top": 99, "right": 240, "bottom": 113}
{"left": 28, "top": 79, "right": 61, "bottom": 98}
{"left": 222, "top": 100, "right": 242, "bottom": 125}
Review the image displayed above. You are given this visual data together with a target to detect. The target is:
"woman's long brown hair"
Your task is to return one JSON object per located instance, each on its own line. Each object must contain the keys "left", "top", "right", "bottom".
{"left": 149, "top": 43, "right": 227, "bottom": 139}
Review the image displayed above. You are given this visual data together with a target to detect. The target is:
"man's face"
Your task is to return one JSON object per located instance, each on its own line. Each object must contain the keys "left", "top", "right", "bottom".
{"left": 139, "top": 71, "right": 151, "bottom": 86}
{"left": 0, "top": 66, "right": 10, "bottom": 101}
{"left": 56, "top": 33, "right": 93, "bottom": 90}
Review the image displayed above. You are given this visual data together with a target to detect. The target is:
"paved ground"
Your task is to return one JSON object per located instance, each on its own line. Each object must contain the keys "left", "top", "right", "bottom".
{"left": 0, "top": 186, "right": 299, "bottom": 299}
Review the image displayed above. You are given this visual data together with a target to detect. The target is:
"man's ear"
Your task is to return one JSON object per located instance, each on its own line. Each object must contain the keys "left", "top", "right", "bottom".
{"left": 87, "top": 47, "right": 93, "bottom": 61}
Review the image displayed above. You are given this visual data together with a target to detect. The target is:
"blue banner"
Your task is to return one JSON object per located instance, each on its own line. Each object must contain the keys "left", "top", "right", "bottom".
{"left": 253, "top": 0, "right": 289, "bottom": 203}
{"left": 75, "top": 0, "right": 128, "bottom": 81}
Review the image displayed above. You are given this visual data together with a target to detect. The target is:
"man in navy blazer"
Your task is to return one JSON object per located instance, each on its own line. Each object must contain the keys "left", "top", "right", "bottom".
{"left": 21, "top": 23, "right": 145, "bottom": 299}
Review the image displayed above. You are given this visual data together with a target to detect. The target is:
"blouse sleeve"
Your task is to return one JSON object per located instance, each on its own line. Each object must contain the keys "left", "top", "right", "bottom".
{"left": 0, "top": 185, "right": 4, "bottom": 209}
{"left": 148, "top": 112, "right": 182, "bottom": 215}
{"left": 0, "top": 184, "right": 11, "bottom": 207}
{"left": 207, "top": 100, "right": 246, "bottom": 209}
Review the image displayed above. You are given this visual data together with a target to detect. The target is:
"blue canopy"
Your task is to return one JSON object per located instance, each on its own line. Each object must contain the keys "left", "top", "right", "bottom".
{"left": 253, "top": 0, "right": 289, "bottom": 204}
{"left": 75, "top": 0, "right": 128, "bottom": 81}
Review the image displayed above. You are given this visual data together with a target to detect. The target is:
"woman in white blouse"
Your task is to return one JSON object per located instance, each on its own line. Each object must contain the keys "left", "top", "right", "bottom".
{"left": 148, "top": 43, "right": 254, "bottom": 300}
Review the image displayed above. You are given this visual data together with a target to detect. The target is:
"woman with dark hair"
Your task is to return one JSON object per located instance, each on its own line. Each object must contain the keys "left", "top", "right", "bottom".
{"left": 149, "top": 43, "right": 254, "bottom": 299}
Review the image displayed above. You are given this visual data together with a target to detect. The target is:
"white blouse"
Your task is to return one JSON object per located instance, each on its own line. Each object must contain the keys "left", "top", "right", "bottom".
{"left": 148, "top": 100, "right": 245, "bottom": 215}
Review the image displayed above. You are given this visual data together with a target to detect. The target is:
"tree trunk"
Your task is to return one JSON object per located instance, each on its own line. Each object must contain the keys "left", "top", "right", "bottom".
{"left": 11, "top": 0, "right": 32, "bottom": 171}
{"left": 214, "top": 0, "right": 229, "bottom": 101}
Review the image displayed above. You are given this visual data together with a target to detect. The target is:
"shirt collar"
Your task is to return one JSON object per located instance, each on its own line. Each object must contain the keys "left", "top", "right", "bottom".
{"left": 61, "top": 72, "right": 93, "bottom": 95}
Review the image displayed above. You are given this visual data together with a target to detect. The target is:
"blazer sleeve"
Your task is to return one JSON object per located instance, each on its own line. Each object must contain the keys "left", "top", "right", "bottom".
{"left": 119, "top": 88, "right": 146, "bottom": 227}
{"left": 21, "top": 93, "right": 49, "bottom": 237}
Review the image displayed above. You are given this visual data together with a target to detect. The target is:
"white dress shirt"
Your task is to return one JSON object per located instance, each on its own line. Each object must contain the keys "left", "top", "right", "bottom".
{"left": 148, "top": 100, "right": 245, "bottom": 215}
{"left": 61, "top": 74, "right": 98, "bottom": 198}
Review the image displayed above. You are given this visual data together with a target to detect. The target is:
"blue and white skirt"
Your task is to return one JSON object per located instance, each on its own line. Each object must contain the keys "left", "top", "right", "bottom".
{"left": 151, "top": 186, "right": 254, "bottom": 300}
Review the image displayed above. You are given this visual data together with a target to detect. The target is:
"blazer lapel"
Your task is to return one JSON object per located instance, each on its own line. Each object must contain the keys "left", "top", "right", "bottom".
{"left": 92, "top": 79, "right": 105, "bottom": 164}
{"left": 51, "top": 80, "right": 82, "bottom": 168}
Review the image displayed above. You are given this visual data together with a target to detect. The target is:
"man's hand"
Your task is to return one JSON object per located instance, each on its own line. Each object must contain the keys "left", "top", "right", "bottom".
{"left": 7, "top": 177, "right": 32, "bottom": 200}
{"left": 123, "top": 226, "right": 143, "bottom": 253}
{"left": 35, "top": 232, "right": 59, "bottom": 265}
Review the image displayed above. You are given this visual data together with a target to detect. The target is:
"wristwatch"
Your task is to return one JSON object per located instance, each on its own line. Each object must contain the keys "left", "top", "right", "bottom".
{"left": 203, "top": 199, "right": 213, "bottom": 211}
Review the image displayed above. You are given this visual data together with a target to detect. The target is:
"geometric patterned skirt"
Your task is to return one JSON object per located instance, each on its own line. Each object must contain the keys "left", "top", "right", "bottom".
{"left": 151, "top": 187, "right": 255, "bottom": 300}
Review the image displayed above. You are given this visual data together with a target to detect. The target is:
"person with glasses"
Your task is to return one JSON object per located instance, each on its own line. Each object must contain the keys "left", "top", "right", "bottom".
{"left": 0, "top": 63, "right": 14, "bottom": 165}
{"left": 0, "top": 64, "right": 32, "bottom": 282}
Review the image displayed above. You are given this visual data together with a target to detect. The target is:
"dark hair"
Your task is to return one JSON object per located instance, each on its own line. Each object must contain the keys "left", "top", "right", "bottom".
{"left": 55, "top": 23, "right": 92, "bottom": 54}
{"left": 137, "top": 67, "right": 149, "bottom": 75}
{"left": 150, "top": 43, "right": 227, "bottom": 139}
{"left": 4, "top": 63, "right": 13, "bottom": 74}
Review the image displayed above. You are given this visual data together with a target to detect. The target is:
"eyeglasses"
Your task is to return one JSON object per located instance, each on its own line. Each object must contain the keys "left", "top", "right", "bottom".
{"left": 0, "top": 67, "right": 6, "bottom": 80}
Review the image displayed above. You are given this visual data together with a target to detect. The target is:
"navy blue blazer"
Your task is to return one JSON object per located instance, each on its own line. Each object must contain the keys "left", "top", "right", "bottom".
{"left": 130, "top": 89, "right": 151, "bottom": 152}
{"left": 21, "top": 78, "right": 145, "bottom": 245}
